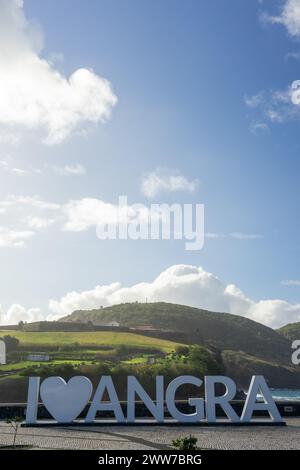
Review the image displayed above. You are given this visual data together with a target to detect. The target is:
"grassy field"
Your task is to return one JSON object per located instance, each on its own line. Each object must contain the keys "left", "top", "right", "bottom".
{"left": 122, "top": 355, "right": 154, "bottom": 364}
{"left": 0, "top": 330, "right": 183, "bottom": 398}
{"left": 0, "top": 359, "right": 96, "bottom": 372}
{"left": 0, "top": 330, "right": 181, "bottom": 352}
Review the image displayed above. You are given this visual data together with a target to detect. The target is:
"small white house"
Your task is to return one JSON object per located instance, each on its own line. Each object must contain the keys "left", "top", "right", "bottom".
{"left": 147, "top": 356, "right": 156, "bottom": 365}
{"left": 27, "top": 353, "right": 50, "bottom": 362}
{"left": 0, "top": 340, "right": 6, "bottom": 365}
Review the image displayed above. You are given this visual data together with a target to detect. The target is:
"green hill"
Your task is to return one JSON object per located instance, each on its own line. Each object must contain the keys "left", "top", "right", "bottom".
{"left": 63, "top": 302, "right": 292, "bottom": 366}
{"left": 0, "top": 329, "right": 222, "bottom": 402}
{"left": 1, "top": 302, "right": 299, "bottom": 396}
{"left": 277, "top": 322, "right": 300, "bottom": 341}
{"left": 0, "top": 329, "right": 180, "bottom": 353}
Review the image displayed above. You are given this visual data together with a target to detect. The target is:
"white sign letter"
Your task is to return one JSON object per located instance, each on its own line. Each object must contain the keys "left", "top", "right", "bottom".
{"left": 86, "top": 376, "right": 125, "bottom": 423}
{"left": 127, "top": 376, "right": 164, "bottom": 423}
{"left": 0, "top": 340, "right": 6, "bottom": 365}
{"left": 241, "top": 375, "right": 283, "bottom": 423}
{"left": 205, "top": 376, "right": 240, "bottom": 423}
{"left": 26, "top": 377, "right": 40, "bottom": 424}
{"left": 166, "top": 375, "right": 204, "bottom": 423}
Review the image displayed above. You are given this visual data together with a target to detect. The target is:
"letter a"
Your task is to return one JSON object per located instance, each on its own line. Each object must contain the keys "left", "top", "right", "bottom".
{"left": 241, "top": 375, "right": 283, "bottom": 423}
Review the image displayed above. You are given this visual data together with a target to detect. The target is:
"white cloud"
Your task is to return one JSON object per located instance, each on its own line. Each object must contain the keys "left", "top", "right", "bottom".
{"left": 141, "top": 168, "right": 198, "bottom": 199}
{"left": 205, "top": 232, "right": 263, "bottom": 240}
{"left": 49, "top": 283, "right": 122, "bottom": 317}
{"left": 248, "top": 299, "right": 300, "bottom": 328}
{"left": 62, "top": 198, "right": 123, "bottom": 232}
{"left": 50, "top": 163, "right": 86, "bottom": 176}
{"left": 62, "top": 197, "right": 150, "bottom": 233}
{"left": 286, "top": 51, "right": 300, "bottom": 60}
{"left": 0, "top": 194, "right": 154, "bottom": 247}
{"left": 245, "top": 86, "right": 300, "bottom": 129}
{"left": 48, "top": 264, "right": 300, "bottom": 328}
{"left": 0, "top": 156, "right": 12, "bottom": 168}
{"left": 0, "top": 132, "right": 20, "bottom": 145}
{"left": 247, "top": 3, "right": 300, "bottom": 130}
{"left": 11, "top": 167, "right": 28, "bottom": 175}
{"left": 262, "top": 0, "right": 300, "bottom": 38}
{"left": 0, "top": 227, "right": 34, "bottom": 247}
{"left": 0, "top": 304, "right": 43, "bottom": 325}
{"left": 0, "top": 0, "right": 117, "bottom": 145}
{"left": 244, "top": 93, "right": 264, "bottom": 108}
{"left": 0, "top": 194, "right": 61, "bottom": 246}
{"left": 205, "top": 232, "right": 226, "bottom": 239}
{"left": 2, "top": 195, "right": 60, "bottom": 211}
{"left": 229, "top": 232, "right": 263, "bottom": 240}
{"left": 47, "top": 52, "right": 64, "bottom": 66}
{"left": 1, "top": 265, "right": 299, "bottom": 327}
{"left": 0, "top": 157, "right": 86, "bottom": 176}
{"left": 0, "top": 193, "right": 264, "bottom": 248}
{"left": 249, "top": 121, "right": 269, "bottom": 134}
{"left": 281, "top": 279, "right": 300, "bottom": 286}
{"left": 25, "top": 216, "right": 56, "bottom": 230}
{"left": 0, "top": 156, "right": 42, "bottom": 175}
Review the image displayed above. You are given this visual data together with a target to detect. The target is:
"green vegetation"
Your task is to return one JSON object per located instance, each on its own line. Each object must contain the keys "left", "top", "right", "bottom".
{"left": 0, "top": 376, "right": 28, "bottom": 403}
{"left": 63, "top": 302, "right": 292, "bottom": 364}
{"left": 0, "top": 360, "right": 96, "bottom": 372}
{"left": 0, "top": 335, "right": 19, "bottom": 352}
{"left": 122, "top": 355, "right": 152, "bottom": 364}
{"left": 0, "top": 345, "right": 222, "bottom": 403}
{"left": 172, "top": 435, "right": 199, "bottom": 450}
{"left": 278, "top": 322, "right": 300, "bottom": 341}
{"left": 0, "top": 329, "right": 179, "bottom": 353}
{"left": 1, "top": 302, "right": 300, "bottom": 402}
{"left": 0, "top": 326, "right": 190, "bottom": 402}
{"left": 58, "top": 301, "right": 300, "bottom": 389}
{"left": 221, "top": 349, "right": 300, "bottom": 389}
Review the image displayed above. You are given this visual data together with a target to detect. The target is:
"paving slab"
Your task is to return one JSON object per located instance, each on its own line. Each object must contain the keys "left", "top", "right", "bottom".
{"left": 1, "top": 418, "right": 300, "bottom": 450}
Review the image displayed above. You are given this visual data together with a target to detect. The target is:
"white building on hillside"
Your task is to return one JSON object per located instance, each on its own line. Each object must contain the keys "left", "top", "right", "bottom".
{"left": 27, "top": 353, "right": 50, "bottom": 362}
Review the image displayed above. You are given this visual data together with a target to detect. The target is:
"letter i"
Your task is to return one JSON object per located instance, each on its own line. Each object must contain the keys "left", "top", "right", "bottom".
{"left": 26, "top": 377, "right": 40, "bottom": 424}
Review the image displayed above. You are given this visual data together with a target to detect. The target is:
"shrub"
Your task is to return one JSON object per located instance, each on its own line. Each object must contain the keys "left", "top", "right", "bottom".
{"left": 2, "top": 335, "right": 19, "bottom": 352}
{"left": 175, "top": 345, "right": 189, "bottom": 356}
{"left": 172, "top": 435, "right": 198, "bottom": 450}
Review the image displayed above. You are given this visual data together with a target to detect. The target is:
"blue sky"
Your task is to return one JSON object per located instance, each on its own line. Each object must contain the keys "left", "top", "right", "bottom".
{"left": 0, "top": 0, "right": 300, "bottom": 327}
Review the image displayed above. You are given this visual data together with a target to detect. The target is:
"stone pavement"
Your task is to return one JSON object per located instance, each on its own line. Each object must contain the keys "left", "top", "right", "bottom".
{"left": 0, "top": 419, "right": 300, "bottom": 450}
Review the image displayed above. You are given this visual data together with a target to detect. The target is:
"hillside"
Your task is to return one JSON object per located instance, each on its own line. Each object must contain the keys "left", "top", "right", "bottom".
{"left": 63, "top": 302, "right": 293, "bottom": 365}
{"left": 222, "top": 350, "right": 299, "bottom": 389}
{"left": 0, "top": 329, "right": 221, "bottom": 402}
{"left": 0, "top": 329, "right": 180, "bottom": 354}
{"left": 278, "top": 322, "right": 300, "bottom": 341}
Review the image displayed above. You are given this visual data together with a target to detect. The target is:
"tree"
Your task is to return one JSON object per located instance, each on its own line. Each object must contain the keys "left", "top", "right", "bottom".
{"left": 175, "top": 345, "right": 189, "bottom": 356}
{"left": 6, "top": 416, "right": 23, "bottom": 448}
{"left": 3, "top": 335, "right": 19, "bottom": 352}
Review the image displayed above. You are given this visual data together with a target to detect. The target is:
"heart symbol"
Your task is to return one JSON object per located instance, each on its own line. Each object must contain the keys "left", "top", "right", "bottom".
{"left": 40, "top": 376, "right": 93, "bottom": 423}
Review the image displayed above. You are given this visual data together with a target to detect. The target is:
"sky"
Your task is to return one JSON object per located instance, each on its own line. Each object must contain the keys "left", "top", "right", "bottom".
{"left": 0, "top": 0, "right": 300, "bottom": 328}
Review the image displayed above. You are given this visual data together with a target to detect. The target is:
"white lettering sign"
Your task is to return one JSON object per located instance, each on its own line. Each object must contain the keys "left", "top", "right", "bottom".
{"left": 0, "top": 340, "right": 6, "bottom": 365}
{"left": 25, "top": 374, "right": 283, "bottom": 424}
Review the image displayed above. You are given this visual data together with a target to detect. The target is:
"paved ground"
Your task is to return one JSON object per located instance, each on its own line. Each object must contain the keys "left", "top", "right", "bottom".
{"left": 0, "top": 419, "right": 300, "bottom": 450}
